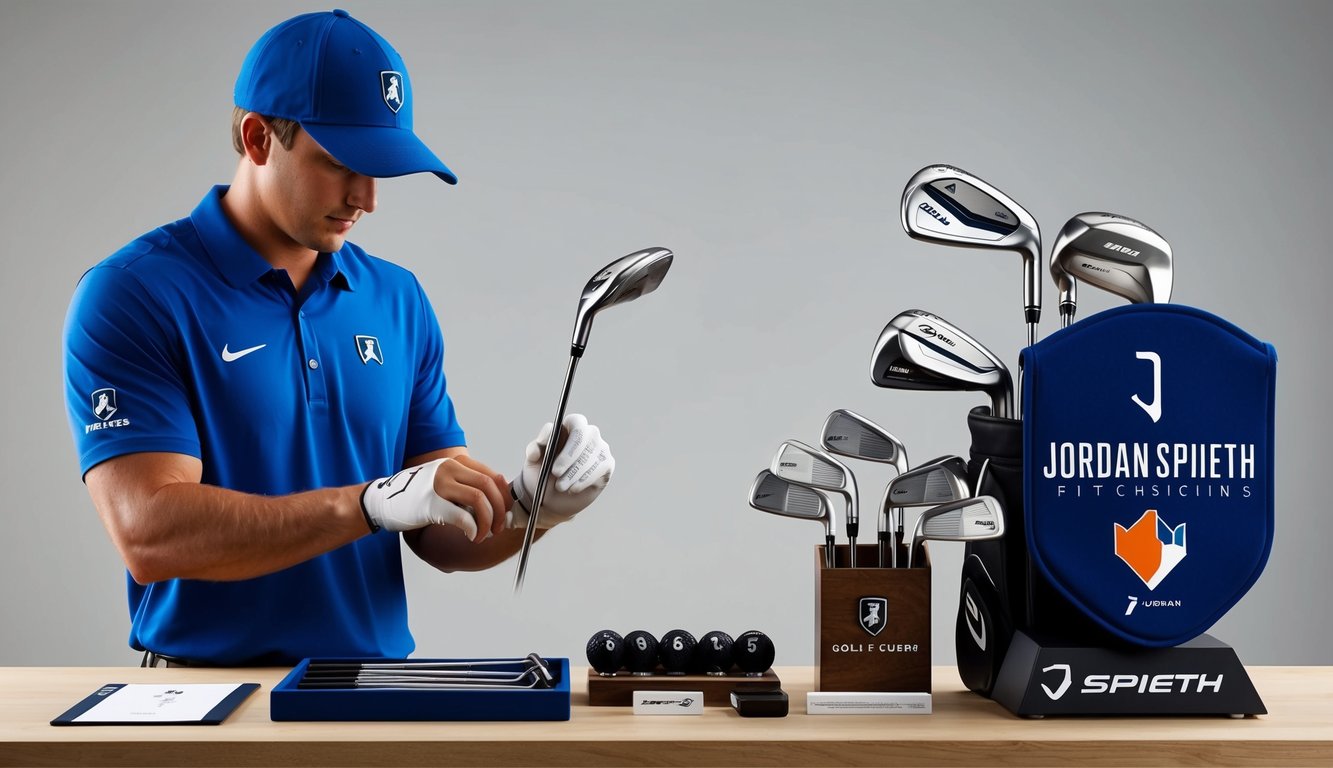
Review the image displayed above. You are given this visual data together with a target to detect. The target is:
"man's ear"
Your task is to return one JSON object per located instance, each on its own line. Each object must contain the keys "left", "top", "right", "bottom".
{"left": 238, "top": 112, "right": 273, "bottom": 166}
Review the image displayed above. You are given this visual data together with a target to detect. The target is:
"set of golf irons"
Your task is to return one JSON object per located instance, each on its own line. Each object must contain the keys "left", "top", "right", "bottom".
{"left": 750, "top": 410, "right": 1002, "bottom": 570}
{"left": 749, "top": 162, "right": 1175, "bottom": 569}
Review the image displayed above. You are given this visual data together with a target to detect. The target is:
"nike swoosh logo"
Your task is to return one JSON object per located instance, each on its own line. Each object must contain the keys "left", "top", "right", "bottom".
{"left": 221, "top": 343, "right": 267, "bottom": 362}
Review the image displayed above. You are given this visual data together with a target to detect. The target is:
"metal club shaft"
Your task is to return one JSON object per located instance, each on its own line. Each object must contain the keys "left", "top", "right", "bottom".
{"left": 513, "top": 353, "right": 581, "bottom": 594}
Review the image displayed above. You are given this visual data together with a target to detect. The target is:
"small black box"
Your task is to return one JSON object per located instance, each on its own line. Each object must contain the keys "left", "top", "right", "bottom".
{"left": 729, "top": 689, "right": 788, "bottom": 718}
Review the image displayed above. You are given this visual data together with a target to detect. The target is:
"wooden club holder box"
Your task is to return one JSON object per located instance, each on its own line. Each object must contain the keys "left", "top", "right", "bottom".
{"left": 815, "top": 543, "right": 931, "bottom": 693}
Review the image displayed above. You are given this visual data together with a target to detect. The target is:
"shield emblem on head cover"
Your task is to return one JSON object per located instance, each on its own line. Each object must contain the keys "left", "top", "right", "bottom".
{"left": 1023, "top": 305, "right": 1275, "bottom": 647}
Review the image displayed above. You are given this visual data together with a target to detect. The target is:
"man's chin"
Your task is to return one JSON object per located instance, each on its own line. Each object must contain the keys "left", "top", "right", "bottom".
{"left": 307, "top": 234, "right": 347, "bottom": 253}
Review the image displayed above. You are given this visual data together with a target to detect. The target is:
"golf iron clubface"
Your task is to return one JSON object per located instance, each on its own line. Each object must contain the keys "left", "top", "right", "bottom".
{"left": 770, "top": 440, "right": 860, "bottom": 567}
{"left": 907, "top": 495, "right": 1006, "bottom": 569}
{"left": 1051, "top": 212, "right": 1173, "bottom": 328}
{"left": 900, "top": 164, "right": 1042, "bottom": 348}
{"left": 870, "top": 323, "right": 971, "bottom": 395}
{"left": 748, "top": 470, "right": 839, "bottom": 569}
{"left": 513, "top": 247, "right": 674, "bottom": 594}
{"left": 880, "top": 455, "right": 970, "bottom": 568}
{"left": 820, "top": 409, "right": 910, "bottom": 477}
{"left": 882, "top": 309, "right": 1014, "bottom": 419}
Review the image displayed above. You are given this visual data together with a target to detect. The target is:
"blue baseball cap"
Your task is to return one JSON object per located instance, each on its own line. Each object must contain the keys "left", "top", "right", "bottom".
{"left": 234, "top": 9, "right": 457, "bottom": 184}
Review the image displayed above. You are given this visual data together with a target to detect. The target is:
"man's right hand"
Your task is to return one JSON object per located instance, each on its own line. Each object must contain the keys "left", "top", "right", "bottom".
{"left": 360, "top": 456, "right": 510, "bottom": 541}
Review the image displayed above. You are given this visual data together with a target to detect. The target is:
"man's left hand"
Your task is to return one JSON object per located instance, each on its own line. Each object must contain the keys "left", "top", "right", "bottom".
{"left": 508, "top": 413, "right": 614, "bottom": 530}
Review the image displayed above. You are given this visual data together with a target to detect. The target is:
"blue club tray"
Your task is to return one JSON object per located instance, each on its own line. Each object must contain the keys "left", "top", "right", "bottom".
{"left": 270, "top": 656, "right": 571, "bottom": 722}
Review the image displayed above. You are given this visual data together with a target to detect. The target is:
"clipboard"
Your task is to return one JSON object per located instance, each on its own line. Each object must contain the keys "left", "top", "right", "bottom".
{"left": 50, "top": 683, "right": 260, "bottom": 726}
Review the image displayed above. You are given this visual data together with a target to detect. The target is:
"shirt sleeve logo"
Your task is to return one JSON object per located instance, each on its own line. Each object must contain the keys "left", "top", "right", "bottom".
{"left": 85, "top": 388, "right": 131, "bottom": 434}
{"left": 380, "top": 71, "right": 405, "bottom": 114}
{"left": 356, "top": 335, "right": 384, "bottom": 365}
{"left": 91, "top": 388, "right": 118, "bottom": 421}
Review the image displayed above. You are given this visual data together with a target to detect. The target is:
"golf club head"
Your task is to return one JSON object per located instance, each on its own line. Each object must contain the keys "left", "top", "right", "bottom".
{"left": 908, "top": 495, "right": 1006, "bottom": 568}
{"left": 889, "top": 309, "right": 1014, "bottom": 419}
{"left": 571, "top": 247, "right": 674, "bottom": 353}
{"left": 882, "top": 455, "right": 970, "bottom": 510}
{"left": 900, "top": 165, "right": 1042, "bottom": 333}
{"left": 770, "top": 440, "right": 859, "bottom": 525}
{"left": 748, "top": 470, "right": 838, "bottom": 539}
{"left": 820, "top": 409, "right": 909, "bottom": 476}
{"left": 1052, "top": 212, "right": 1173, "bottom": 324}
{"left": 880, "top": 454, "right": 970, "bottom": 566}
{"left": 870, "top": 323, "right": 961, "bottom": 393}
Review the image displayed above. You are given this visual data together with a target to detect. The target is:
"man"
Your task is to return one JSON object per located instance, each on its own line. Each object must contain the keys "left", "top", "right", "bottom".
{"left": 62, "top": 9, "right": 614, "bottom": 667}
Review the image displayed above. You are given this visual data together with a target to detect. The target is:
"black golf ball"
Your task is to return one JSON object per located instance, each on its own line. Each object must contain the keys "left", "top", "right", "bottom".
{"left": 622, "top": 630, "right": 660, "bottom": 675}
{"left": 696, "top": 630, "right": 735, "bottom": 675}
{"left": 733, "top": 630, "right": 776, "bottom": 675}
{"left": 586, "top": 629, "right": 625, "bottom": 675}
{"left": 658, "top": 629, "right": 697, "bottom": 675}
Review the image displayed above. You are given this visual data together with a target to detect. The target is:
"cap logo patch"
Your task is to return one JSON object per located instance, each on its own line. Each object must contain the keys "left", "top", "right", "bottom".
{"left": 380, "top": 71, "right": 404, "bottom": 114}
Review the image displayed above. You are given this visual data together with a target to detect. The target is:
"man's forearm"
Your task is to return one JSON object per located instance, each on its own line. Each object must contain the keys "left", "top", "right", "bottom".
{"left": 404, "top": 524, "right": 544, "bottom": 573}
{"left": 112, "top": 480, "right": 370, "bottom": 584}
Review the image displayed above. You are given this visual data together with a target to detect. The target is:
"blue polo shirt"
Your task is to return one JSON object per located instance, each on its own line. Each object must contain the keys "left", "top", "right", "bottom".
{"left": 63, "top": 186, "right": 466, "bottom": 664}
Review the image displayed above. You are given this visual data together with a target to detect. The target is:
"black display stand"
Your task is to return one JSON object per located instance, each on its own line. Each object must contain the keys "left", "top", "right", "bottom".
{"left": 990, "top": 630, "right": 1265, "bottom": 718}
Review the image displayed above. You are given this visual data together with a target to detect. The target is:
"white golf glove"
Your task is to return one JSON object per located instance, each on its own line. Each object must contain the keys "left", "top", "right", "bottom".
{"left": 361, "top": 458, "right": 491, "bottom": 539}
{"left": 508, "top": 414, "right": 615, "bottom": 530}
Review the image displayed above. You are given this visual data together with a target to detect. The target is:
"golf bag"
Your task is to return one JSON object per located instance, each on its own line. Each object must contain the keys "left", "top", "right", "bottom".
{"left": 955, "top": 406, "right": 1104, "bottom": 696}
{"left": 955, "top": 304, "right": 1276, "bottom": 696}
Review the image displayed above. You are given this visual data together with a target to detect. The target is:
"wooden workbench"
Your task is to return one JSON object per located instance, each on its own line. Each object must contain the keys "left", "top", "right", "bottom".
{"left": 1, "top": 666, "right": 1328, "bottom": 766}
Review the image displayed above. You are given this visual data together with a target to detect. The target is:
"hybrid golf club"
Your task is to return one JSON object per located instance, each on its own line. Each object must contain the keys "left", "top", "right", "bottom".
{"left": 513, "top": 248, "right": 674, "bottom": 594}
{"left": 749, "top": 469, "right": 839, "bottom": 569}
{"left": 907, "top": 495, "right": 1006, "bottom": 569}
{"left": 770, "top": 440, "right": 860, "bottom": 567}
{"left": 900, "top": 164, "right": 1042, "bottom": 348}
{"left": 1051, "top": 212, "right": 1173, "bottom": 327}
{"left": 881, "top": 455, "right": 969, "bottom": 568}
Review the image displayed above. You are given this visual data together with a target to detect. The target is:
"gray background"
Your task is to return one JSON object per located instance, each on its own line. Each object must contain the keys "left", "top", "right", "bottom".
{"left": 2, "top": 0, "right": 1329, "bottom": 667}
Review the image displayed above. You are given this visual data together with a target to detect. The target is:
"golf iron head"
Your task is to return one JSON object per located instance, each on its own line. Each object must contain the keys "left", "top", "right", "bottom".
{"left": 901, "top": 164, "right": 1042, "bottom": 346}
{"left": 749, "top": 470, "right": 839, "bottom": 569}
{"left": 820, "top": 409, "right": 909, "bottom": 476}
{"left": 881, "top": 309, "right": 1014, "bottom": 419}
{"left": 870, "top": 322, "right": 970, "bottom": 394}
{"left": 1051, "top": 212, "right": 1173, "bottom": 327}
{"left": 908, "top": 495, "right": 1006, "bottom": 568}
{"left": 879, "top": 455, "right": 970, "bottom": 567}
{"left": 770, "top": 440, "right": 860, "bottom": 567}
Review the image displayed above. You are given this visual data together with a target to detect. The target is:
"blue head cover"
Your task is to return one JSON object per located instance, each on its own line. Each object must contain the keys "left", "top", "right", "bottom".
{"left": 234, "top": 9, "right": 457, "bottom": 183}
{"left": 1023, "top": 304, "right": 1276, "bottom": 647}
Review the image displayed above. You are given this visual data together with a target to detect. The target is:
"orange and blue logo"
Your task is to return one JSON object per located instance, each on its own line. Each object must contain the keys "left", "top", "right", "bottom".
{"left": 1113, "top": 509, "right": 1187, "bottom": 591}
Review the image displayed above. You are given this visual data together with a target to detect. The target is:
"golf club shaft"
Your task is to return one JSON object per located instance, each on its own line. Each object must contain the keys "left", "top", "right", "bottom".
{"left": 894, "top": 508, "right": 904, "bottom": 569}
{"left": 824, "top": 534, "right": 836, "bottom": 569}
{"left": 1014, "top": 364, "right": 1023, "bottom": 420}
{"left": 513, "top": 353, "right": 581, "bottom": 594}
{"left": 878, "top": 529, "right": 890, "bottom": 569}
{"left": 310, "top": 658, "right": 537, "bottom": 671}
